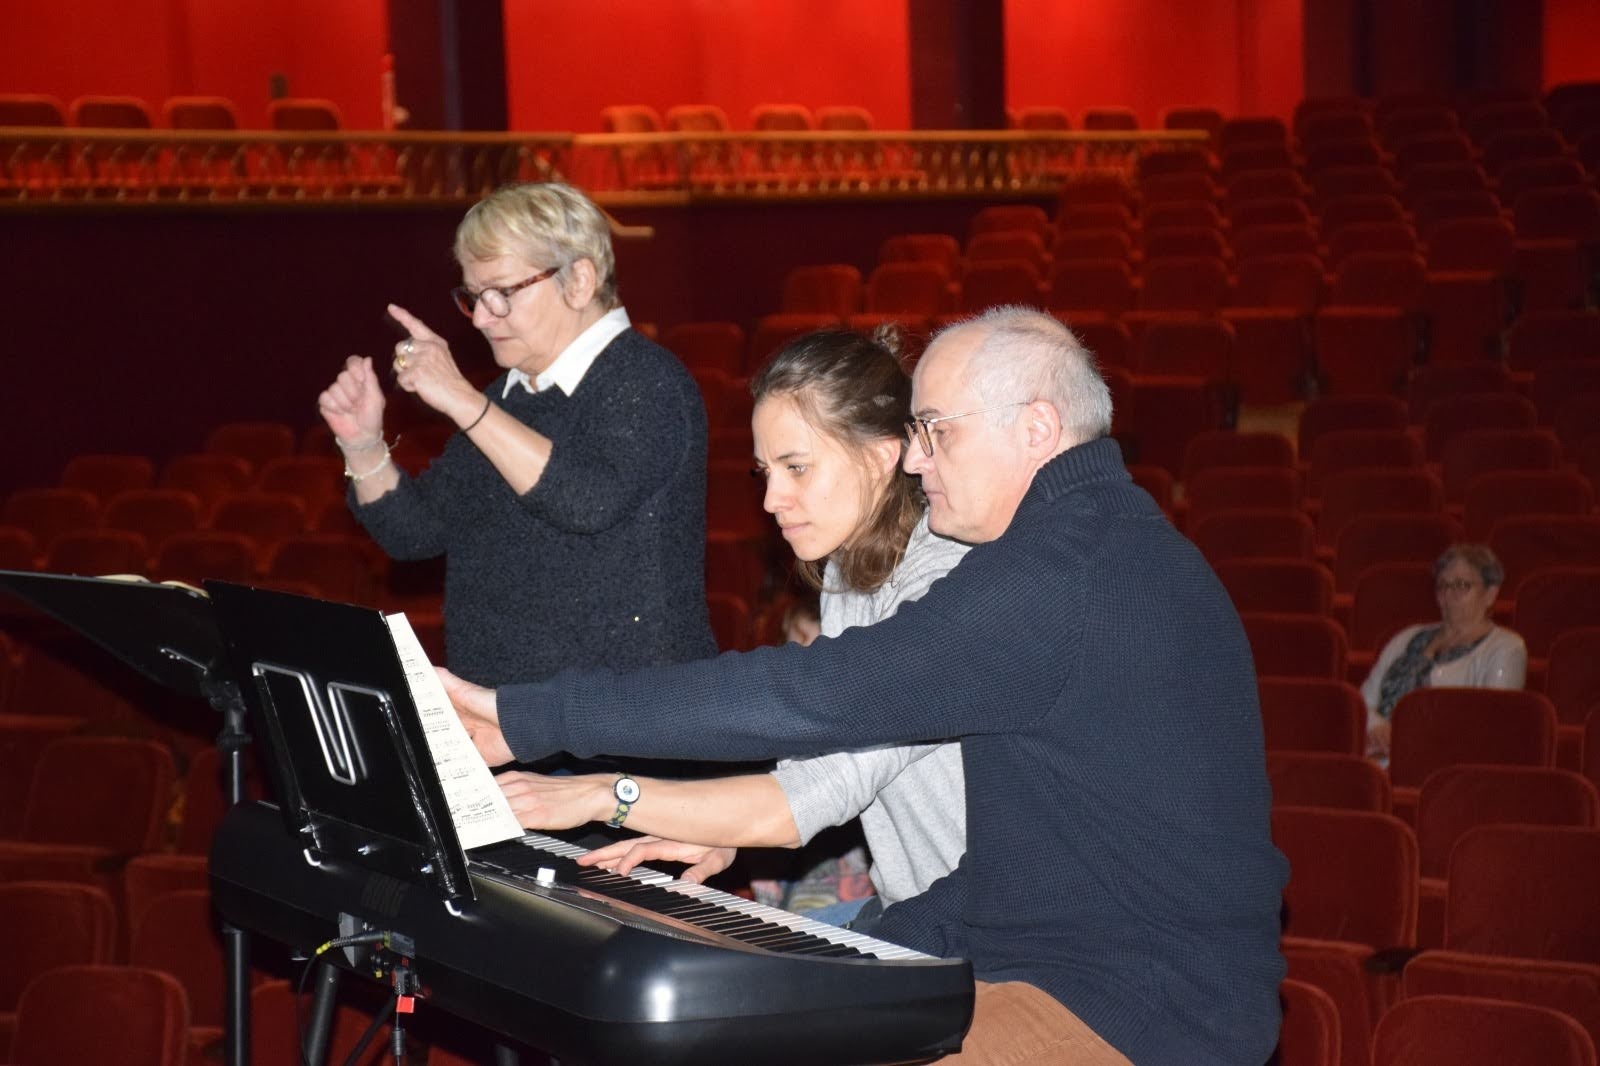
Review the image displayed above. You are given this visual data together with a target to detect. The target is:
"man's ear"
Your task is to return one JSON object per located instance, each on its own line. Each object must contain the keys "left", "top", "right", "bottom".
{"left": 563, "top": 258, "right": 599, "bottom": 308}
{"left": 1022, "top": 399, "right": 1063, "bottom": 457}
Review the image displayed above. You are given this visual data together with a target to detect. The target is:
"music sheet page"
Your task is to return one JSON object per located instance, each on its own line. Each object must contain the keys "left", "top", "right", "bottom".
{"left": 384, "top": 613, "right": 523, "bottom": 851}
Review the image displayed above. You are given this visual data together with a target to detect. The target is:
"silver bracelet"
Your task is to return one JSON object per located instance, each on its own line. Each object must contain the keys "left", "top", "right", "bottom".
{"left": 344, "top": 448, "right": 395, "bottom": 481}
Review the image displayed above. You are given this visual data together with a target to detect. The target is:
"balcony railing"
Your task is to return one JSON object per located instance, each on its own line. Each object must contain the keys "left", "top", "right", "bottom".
{"left": 0, "top": 127, "right": 1206, "bottom": 206}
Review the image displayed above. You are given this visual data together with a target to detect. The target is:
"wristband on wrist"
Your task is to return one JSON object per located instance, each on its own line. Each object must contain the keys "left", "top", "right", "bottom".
{"left": 607, "top": 772, "right": 641, "bottom": 828}
{"left": 462, "top": 396, "right": 493, "bottom": 434}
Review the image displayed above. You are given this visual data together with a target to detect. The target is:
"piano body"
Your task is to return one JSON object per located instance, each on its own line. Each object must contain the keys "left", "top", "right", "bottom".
{"left": 212, "top": 802, "right": 974, "bottom": 1065}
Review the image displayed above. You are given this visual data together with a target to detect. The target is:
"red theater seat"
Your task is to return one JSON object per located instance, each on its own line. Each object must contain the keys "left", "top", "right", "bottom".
{"left": 1259, "top": 678, "right": 1367, "bottom": 755}
{"left": 1275, "top": 978, "right": 1342, "bottom": 1066}
{"left": 1445, "top": 825, "right": 1600, "bottom": 965}
{"left": 59, "top": 454, "right": 155, "bottom": 505}
{"left": 1389, "top": 689, "right": 1557, "bottom": 824}
{"left": 1462, "top": 471, "right": 1595, "bottom": 543}
{"left": 203, "top": 421, "right": 296, "bottom": 474}
{"left": 0, "top": 882, "right": 117, "bottom": 1056}
{"left": 1242, "top": 613, "right": 1348, "bottom": 680}
{"left": 267, "top": 98, "right": 342, "bottom": 130}
{"left": 1332, "top": 513, "right": 1460, "bottom": 596}
{"left": 1315, "top": 469, "right": 1444, "bottom": 555}
{"left": 68, "top": 95, "right": 153, "bottom": 128}
{"left": 1216, "top": 558, "right": 1333, "bottom": 616}
{"left": 1298, "top": 395, "right": 1408, "bottom": 460}
{"left": 1190, "top": 509, "right": 1315, "bottom": 564}
{"left": 1414, "top": 766, "right": 1598, "bottom": 947}
{"left": 1, "top": 488, "right": 99, "bottom": 556}
{"left": 1272, "top": 806, "right": 1418, "bottom": 951}
{"left": 1373, "top": 995, "right": 1596, "bottom": 1066}
{"left": 1403, "top": 951, "right": 1600, "bottom": 1060}
{"left": 163, "top": 95, "right": 240, "bottom": 130}
{"left": 1267, "top": 751, "right": 1392, "bottom": 812}
{"left": 10, "top": 965, "right": 189, "bottom": 1066}
{"left": 780, "top": 264, "right": 862, "bottom": 317}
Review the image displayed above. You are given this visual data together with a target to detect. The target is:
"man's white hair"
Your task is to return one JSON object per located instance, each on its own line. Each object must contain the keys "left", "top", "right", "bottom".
{"left": 936, "top": 306, "right": 1113, "bottom": 444}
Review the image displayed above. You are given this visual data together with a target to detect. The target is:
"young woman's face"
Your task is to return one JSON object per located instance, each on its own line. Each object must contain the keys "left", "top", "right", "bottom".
{"left": 752, "top": 395, "right": 900, "bottom": 562}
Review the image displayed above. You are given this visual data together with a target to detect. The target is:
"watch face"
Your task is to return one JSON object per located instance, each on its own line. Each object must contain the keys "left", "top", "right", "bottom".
{"left": 615, "top": 776, "right": 641, "bottom": 803}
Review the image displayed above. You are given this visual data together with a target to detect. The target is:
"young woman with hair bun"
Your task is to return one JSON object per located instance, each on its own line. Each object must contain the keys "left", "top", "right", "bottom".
{"left": 494, "top": 326, "right": 970, "bottom": 931}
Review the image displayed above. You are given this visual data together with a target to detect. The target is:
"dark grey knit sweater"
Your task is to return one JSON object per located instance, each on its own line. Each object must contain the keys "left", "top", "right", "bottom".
{"left": 354, "top": 328, "right": 716, "bottom": 686}
{"left": 498, "top": 438, "right": 1287, "bottom": 1065}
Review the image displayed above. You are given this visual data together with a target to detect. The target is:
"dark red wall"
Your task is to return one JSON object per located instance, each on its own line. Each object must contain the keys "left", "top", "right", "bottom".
{"left": 1, "top": 194, "right": 1021, "bottom": 497}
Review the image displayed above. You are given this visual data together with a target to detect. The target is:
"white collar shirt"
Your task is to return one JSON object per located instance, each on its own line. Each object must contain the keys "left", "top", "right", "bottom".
{"left": 502, "top": 306, "right": 632, "bottom": 398}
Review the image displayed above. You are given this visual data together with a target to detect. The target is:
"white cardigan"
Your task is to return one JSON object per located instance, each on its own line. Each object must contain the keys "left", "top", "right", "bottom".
{"left": 1360, "top": 623, "right": 1528, "bottom": 724}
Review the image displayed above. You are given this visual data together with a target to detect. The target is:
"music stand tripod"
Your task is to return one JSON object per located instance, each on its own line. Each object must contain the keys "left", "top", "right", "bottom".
{"left": 0, "top": 571, "right": 255, "bottom": 1066}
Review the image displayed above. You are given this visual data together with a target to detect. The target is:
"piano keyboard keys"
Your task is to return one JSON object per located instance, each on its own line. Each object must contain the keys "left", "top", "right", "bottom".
{"left": 476, "top": 831, "right": 932, "bottom": 962}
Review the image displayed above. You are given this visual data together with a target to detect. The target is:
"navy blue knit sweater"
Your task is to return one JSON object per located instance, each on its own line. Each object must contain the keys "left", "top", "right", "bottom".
{"left": 355, "top": 328, "right": 716, "bottom": 686}
{"left": 499, "top": 437, "right": 1287, "bottom": 1064}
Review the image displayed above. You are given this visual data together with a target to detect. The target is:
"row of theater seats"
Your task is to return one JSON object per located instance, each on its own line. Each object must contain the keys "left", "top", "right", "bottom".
{"left": 0, "top": 93, "right": 344, "bottom": 131}
{"left": 602, "top": 102, "right": 876, "bottom": 133}
{"left": 0, "top": 418, "right": 457, "bottom": 613}
{"left": 3, "top": 695, "right": 1599, "bottom": 1064}
{"left": 1275, "top": 811, "right": 1600, "bottom": 1066}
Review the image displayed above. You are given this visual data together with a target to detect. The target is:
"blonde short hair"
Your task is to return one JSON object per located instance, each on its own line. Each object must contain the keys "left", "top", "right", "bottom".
{"left": 453, "top": 182, "right": 619, "bottom": 309}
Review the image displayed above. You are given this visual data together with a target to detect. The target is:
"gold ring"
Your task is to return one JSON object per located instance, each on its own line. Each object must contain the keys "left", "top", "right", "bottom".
{"left": 395, "top": 355, "right": 408, "bottom": 371}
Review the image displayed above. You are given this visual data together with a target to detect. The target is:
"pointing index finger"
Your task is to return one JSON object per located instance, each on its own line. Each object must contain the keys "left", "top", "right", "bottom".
{"left": 387, "top": 303, "right": 441, "bottom": 343}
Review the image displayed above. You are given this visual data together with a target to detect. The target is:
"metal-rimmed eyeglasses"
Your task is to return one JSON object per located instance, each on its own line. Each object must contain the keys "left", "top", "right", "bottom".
{"left": 450, "top": 266, "right": 559, "bottom": 317}
{"left": 1434, "top": 579, "right": 1480, "bottom": 594}
{"left": 904, "top": 402, "right": 1028, "bottom": 457}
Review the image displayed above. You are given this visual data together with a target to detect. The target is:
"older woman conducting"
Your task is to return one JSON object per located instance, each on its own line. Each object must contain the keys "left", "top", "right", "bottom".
{"left": 1361, "top": 543, "right": 1527, "bottom": 761}
{"left": 316, "top": 181, "right": 715, "bottom": 685}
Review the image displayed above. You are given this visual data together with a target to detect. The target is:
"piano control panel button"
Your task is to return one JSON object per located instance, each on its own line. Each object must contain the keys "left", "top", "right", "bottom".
{"left": 535, "top": 866, "right": 557, "bottom": 886}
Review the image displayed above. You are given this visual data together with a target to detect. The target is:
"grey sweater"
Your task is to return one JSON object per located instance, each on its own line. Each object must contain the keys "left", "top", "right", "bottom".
{"left": 773, "top": 514, "right": 969, "bottom": 905}
{"left": 354, "top": 328, "right": 716, "bottom": 685}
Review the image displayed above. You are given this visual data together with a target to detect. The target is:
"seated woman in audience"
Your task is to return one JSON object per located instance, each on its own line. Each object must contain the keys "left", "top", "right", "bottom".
{"left": 493, "top": 328, "right": 970, "bottom": 931}
{"left": 1361, "top": 543, "right": 1527, "bottom": 761}
{"left": 315, "top": 181, "right": 714, "bottom": 686}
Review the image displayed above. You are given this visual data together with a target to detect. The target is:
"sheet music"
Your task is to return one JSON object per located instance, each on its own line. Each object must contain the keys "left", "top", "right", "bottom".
{"left": 384, "top": 613, "right": 523, "bottom": 851}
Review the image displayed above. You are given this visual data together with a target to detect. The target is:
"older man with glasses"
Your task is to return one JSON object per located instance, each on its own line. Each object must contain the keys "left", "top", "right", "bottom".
{"left": 316, "top": 181, "right": 715, "bottom": 687}
{"left": 446, "top": 305, "right": 1288, "bottom": 1065}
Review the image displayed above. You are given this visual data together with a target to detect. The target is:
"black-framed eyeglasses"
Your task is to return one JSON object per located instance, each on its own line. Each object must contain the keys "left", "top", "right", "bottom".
{"left": 450, "top": 266, "right": 559, "bottom": 318}
{"left": 1435, "top": 579, "right": 1480, "bottom": 594}
{"left": 904, "top": 402, "right": 1028, "bottom": 457}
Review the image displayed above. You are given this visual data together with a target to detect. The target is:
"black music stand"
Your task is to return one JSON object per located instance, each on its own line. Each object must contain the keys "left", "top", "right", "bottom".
{"left": 207, "top": 581, "right": 522, "bottom": 1066}
{"left": 0, "top": 570, "right": 254, "bottom": 1066}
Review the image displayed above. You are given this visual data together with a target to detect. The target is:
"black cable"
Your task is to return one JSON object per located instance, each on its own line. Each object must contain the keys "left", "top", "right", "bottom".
{"left": 340, "top": 997, "right": 396, "bottom": 1066}
{"left": 293, "top": 932, "right": 391, "bottom": 1066}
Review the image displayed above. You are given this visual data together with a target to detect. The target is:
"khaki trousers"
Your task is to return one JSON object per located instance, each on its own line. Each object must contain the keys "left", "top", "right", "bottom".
{"left": 938, "top": 981, "right": 1134, "bottom": 1065}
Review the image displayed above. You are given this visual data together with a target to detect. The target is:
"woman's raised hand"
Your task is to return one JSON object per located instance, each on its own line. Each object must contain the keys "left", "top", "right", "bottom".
{"left": 317, "top": 354, "right": 386, "bottom": 447}
{"left": 387, "top": 303, "right": 483, "bottom": 426}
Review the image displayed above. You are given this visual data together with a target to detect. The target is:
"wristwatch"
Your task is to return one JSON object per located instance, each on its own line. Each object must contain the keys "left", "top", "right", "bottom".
{"left": 608, "top": 772, "right": 641, "bottom": 828}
